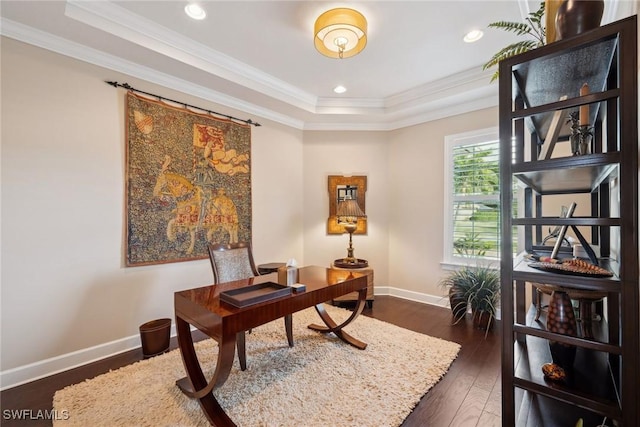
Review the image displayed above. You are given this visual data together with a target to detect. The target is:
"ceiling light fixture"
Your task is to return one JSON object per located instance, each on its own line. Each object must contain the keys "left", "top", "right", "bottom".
{"left": 184, "top": 3, "right": 206, "bottom": 20}
{"left": 463, "top": 29, "right": 484, "bottom": 43}
{"left": 334, "top": 85, "right": 347, "bottom": 94}
{"left": 314, "top": 8, "right": 367, "bottom": 59}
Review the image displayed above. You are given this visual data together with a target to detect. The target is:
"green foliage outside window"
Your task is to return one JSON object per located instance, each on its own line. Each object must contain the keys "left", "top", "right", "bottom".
{"left": 453, "top": 148, "right": 499, "bottom": 195}
{"left": 452, "top": 143, "right": 501, "bottom": 259}
{"left": 454, "top": 232, "right": 493, "bottom": 257}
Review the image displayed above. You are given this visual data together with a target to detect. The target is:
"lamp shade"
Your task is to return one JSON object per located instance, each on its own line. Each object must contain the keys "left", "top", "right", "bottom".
{"left": 336, "top": 198, "right": 366, "bottom": 221}
{"left": 314, "top": 8, "right": 367, "bottom": 59}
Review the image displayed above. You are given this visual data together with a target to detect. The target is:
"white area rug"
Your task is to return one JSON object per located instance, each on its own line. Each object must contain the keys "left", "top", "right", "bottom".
{"left": 53, "top": 305, "right": 460, "bottom": 426}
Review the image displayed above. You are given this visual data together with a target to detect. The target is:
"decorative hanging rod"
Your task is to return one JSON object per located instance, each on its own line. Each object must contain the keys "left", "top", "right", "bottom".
{"left": 105, "top": 81, "right": 261, "bottom": 127}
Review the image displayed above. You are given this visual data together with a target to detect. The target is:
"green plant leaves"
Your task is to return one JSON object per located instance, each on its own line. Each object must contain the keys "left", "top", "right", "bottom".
{"left": 488, "top": 21, "right": 535, "bottom": 37}
{"left": 483, "top": 1, "right": 546, "bottom": 82}
{"left": 483, "top": 40, "right": 542, "bottom": 82}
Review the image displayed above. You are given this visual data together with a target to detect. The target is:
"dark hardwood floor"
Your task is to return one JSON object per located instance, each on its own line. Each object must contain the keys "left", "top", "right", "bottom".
{"left": 1, "top": 296, "right": 501, "bottom": 426}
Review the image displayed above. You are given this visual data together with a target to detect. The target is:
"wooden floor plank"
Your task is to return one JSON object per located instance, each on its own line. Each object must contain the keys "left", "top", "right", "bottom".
{"left": 484, "top": 375, "right": 503, "bottom": 417}
{"left": 472, "top": 337, "right": 502, "bottom": 392}
{"left": 449, "top": 385, "right": 491, "bottom": 427}
{"left": 477, "top": 410, "right": 502, "bottom": 427}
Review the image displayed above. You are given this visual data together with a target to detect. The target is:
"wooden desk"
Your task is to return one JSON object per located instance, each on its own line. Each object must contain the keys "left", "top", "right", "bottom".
{"left": 174, "top": 265, "right": 368, "bottom": 426}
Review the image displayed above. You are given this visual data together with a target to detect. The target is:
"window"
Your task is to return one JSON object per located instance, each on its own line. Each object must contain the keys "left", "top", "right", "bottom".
{"left": 443, "top": 128, "right": 504, "bottom": 266}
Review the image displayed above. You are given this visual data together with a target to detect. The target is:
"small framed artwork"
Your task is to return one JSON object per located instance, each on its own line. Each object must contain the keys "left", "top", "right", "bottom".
{"left": 327, "top": 175, "right": 367, "bottom": 235}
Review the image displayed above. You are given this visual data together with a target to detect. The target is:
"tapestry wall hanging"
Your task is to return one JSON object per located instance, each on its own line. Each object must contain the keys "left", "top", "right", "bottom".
{"left": 126, "top": 92, "right": 252, "bottom": 266}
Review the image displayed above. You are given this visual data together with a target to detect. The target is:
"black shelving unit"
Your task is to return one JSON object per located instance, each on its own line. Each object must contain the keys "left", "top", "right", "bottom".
{"left": 499, "top": 16, "right": 638, "bottom": 426}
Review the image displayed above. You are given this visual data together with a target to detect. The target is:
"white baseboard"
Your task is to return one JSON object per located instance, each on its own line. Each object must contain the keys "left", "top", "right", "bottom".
{"left": 0, "top": 325, "right": 178, "bottom": 391}
{"left": 374, "top": 286, "right": 450, "bottom": 308}
{"left": 374, "top": 286, "right": 502, "bottom": 320}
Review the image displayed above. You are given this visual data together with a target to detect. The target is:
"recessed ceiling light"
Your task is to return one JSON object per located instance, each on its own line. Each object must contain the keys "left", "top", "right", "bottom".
{"left": 463, "top": 29, "right": 484, "bottom": 43}
{"left": 334, "top": 85, "right": 347, "bottom": 94}
{"left": 185, "top": 4, "right": 206, "bottom": 20}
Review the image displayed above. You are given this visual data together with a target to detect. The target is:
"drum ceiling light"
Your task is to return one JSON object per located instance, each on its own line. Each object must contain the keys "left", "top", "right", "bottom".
{"left": 314, "top": 8, "right": 367, "bottom": 59}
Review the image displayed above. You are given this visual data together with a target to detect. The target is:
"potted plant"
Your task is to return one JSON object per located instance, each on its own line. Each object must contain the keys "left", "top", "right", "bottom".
{"left": 483, "top": 1, "right": 546, "bottom": 82}
{"left": 440, "top": 265, "right": 500, "bottom": 336}
{"left": 439, "top": 272, "right": 469, "bottom": 325}
{"left": 466, "top": 266, "right": 501, "bottom": 334}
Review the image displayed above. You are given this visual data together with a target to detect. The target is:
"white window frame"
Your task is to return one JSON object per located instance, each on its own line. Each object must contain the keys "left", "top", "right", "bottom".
{"left": 442, "top": 127, "right": 500, "bottom": 269}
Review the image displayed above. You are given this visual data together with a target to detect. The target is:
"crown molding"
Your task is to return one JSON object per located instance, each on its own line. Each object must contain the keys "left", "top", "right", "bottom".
{"left": 603, "top": 0, "right": 634, "bottom": 24}
{"left": 316, "top": 97, "right": 385, "bottom": 112}
{"left": 3, "top": 0, "right": 634, "bottom": 132}
{"left": 304, "top": 83, "right": 498, "bottom": 131}
{"left": 386, "top": 66, "right": 493, "bottom": 110}
{"left": 1, "top": 16, "right": 500, "bottom": 131}
{"left": 2, "top": 0, "right": 510, "bottom": 133}
{"left": 62, "top": 0, "right": 500, "bottom": 127}
{"left": 64, "top": 0, "right": 319, "bottom": 112}
{"left": 307, "top": 64, "right": 495, "bottom": 119}
{"left": 0, "top": 18, "right": 305, "bottom": 130}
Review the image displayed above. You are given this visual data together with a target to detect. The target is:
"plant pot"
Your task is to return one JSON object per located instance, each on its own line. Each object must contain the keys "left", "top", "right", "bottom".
{"left": 449, "top": 286, "right": 467, "bottom": 323}
{"left": 472, "top": 309, "right": 493, "bottom": 331}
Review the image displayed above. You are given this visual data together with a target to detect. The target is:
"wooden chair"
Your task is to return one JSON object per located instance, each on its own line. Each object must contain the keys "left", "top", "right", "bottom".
{"left": 207, "top": 242, "right": 294, "bottom": 370}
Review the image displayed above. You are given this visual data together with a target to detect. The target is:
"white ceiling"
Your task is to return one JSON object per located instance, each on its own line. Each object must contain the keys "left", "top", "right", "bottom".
{"left": 0, "top": 1, "right": 634, "bottom": 130}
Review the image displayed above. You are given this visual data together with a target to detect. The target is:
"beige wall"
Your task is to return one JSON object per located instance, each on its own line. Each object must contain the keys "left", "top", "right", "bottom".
{"left": 387, "top": 109, "right": 499, "bottom": 301}
{"left": 302, "top": 131, "right": 390, "bottom": 283}
{"left": 0, "top": 39, "right": 304, "bottom": 383}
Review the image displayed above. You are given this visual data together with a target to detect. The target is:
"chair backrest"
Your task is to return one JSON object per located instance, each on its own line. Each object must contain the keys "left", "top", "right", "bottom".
{"left": 208, "top": 242, "right": 259, "bottom": 284}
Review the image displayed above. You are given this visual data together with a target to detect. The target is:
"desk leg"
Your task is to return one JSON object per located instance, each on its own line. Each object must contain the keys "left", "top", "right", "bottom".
{"left": 308, "top": 288, "right": 368, "bottom": 350}
{"left": 175, "top": 316, "right": 237, "bottom": 426}
{"left": 285, "top": 314, "right": 294, "bottom": 347}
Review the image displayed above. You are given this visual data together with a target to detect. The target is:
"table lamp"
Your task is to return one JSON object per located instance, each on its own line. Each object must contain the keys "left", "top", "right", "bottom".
{"left": 334, "top": 196, "right": 368, "bottom": 268}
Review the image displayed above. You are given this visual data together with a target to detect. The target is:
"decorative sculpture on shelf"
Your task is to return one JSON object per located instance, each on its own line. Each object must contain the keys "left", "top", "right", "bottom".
{"left": 567, "top": 111, "right": 581, "bottom": 155}
{"left": 546, "top": 290, "right": 577, "bottom": 371}
{"left": 577, "top": 126, "right": 593, "bottom": 155}
{"left": 567, "top": 111, "right": 593, "bottom": 156}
